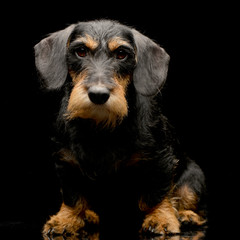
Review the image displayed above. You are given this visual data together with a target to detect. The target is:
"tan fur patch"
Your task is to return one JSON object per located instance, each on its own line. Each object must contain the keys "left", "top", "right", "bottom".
{"left": 74, "top": 34, "right": 99, "bottom": 50}
{"left": 58, "top": 148, "right": 79, "bottom": 166}
{"left": 178, "top": 210, "right": 206, "bottom": 226}
{"left": 170, "top": 184, "right": 207, "bottom": 227}
{"left": 142, "top": 198, "right": 180, "bottom": 234}
{"left": 114, "top": 74, "right": 131, "bottom": 91}
{"left": 42, "top": 198, "right": 99, "bottom": 236}
{"left": 69, "top": 70, "right": 87, "bottom": 85}
{"left": 140, "top": 185, "right": 206, "bottom": 234}
{"left": 108, "top": 37, "right": 131, "bottom": 51}
{"left": 174, "top": 184, "right": 198, "bottom": 211}
{"left": 66, "top": 73, "right": 130, "bottom": 128}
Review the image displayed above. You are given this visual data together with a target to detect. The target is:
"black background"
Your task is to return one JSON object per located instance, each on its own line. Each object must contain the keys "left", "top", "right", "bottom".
{"left": 1, "top": 1, "right": 237, "bottom": 239}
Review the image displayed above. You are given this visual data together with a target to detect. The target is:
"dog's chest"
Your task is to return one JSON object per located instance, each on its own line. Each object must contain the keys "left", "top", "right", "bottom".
{"left": 70, "top": 123, "right": 138, "bottom": 174}
{"left": 84, "top": 165, "right": 142, "bottom": 217}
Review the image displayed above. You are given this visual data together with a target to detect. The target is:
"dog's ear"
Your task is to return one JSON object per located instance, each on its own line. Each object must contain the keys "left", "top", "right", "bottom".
{"left": 132, "top": 29, "right": 170, "bottom": 96}
{"left": 34, "top": 24, "right": 75, "bottom": 90}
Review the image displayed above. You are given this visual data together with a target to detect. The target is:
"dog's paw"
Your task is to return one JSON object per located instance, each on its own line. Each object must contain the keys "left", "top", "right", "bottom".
{"left": 141, "top": 210, "right": 180, "bottom": 236}
{"left": 84, "top": 209, "right": 100, "bottom": 225}
{"left": 141, "top": 216, "right": 180, "bottom": 236}
{"left": 179, "top": 210, "right": 206, "bottom": 227}
{"left": 43, "top": 209, "right": 99, "bottom": 237}
{"left": 42, "top": 213, "right": 85, "bottom": 237}
{"left": 140, "top": 198, "right": 180, "bottom": 236}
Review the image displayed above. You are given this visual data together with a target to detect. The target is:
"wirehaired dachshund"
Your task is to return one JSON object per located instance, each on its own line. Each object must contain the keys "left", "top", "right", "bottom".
{"left": 34, "top": 19, "right": 207, "bottom": 237}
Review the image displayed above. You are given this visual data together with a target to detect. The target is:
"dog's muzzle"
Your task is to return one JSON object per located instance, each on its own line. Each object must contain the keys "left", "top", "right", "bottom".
{"left": 88, "top": 86, "right": 110, "bottom": 105}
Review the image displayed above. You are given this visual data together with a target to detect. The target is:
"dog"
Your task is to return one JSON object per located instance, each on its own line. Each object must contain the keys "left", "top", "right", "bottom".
{"left": 34, "top": 20, "right": 207, "bottom": 237}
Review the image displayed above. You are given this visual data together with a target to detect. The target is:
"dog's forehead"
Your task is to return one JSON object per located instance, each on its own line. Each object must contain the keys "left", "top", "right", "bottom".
{"left": 71, "top": 20, "right": 134, "bottom": 45}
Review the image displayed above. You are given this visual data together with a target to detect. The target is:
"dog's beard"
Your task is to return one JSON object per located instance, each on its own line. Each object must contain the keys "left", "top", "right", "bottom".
{"left": 66, "top": 81, "right": 128, "bottom": 128}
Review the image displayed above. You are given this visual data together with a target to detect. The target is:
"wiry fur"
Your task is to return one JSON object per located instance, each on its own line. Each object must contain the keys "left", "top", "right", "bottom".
{"left": 34, "top": 20, "right": 207, "bottom": 237}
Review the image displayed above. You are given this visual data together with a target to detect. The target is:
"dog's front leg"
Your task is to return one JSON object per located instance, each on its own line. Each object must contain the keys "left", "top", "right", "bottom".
{"left": 43, "top": 149, "right": 99, "bottom": 237}
{"left": 42, "top": 197, "right": 99, "bottom": 236}
{"left": 139, "top": 196, "right": 180, "bottom": 235}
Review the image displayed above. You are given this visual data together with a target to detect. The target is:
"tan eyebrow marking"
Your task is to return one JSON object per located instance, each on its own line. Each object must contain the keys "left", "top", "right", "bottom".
{"left": 108, "top": 37, "right": 131, "bottom": 51}
{"left": 74, "top": 34, "right": 99, "bottom": 50}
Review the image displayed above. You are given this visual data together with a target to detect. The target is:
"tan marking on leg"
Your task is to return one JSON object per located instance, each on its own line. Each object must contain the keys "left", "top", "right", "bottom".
{"left": 141, "top": 198, "right": 180, "bottom": 235}
{"left": 42, "top": 198, "right": 99, "bottom": 236}
{"left": 174, "top": 184, "right": 198, "bottom": 211}
{"left": 172, "top": 184, "right": 207, "bottom": 227}
{"left": 178, "top": 210, "right": 206, "bottom": 226}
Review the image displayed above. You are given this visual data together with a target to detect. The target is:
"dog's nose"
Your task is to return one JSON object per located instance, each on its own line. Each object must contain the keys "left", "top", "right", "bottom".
{"left": 88, "top": 86, "right": 110, "bottom": 105}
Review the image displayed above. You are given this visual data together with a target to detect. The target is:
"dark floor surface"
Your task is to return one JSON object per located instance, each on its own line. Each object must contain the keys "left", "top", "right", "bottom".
{"left": 0, "top": 221, "right": 223, "bottom": 240}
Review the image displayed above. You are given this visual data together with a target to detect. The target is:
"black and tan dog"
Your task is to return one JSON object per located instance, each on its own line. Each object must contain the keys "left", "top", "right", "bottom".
{"left": 34, "top": 20, "right": 207, "bottom": 237}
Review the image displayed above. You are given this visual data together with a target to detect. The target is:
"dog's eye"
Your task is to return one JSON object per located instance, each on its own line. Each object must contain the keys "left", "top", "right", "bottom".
{"left": 75, "top": 47, "right": 88, "bottom": 58}
{"left": 115, "top": 49, "right": 128, "bottom": 60}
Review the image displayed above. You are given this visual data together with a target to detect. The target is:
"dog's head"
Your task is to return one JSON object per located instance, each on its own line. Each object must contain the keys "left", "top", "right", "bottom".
{"left": 34, "top": 20, "right": 170, "bottom": 127}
